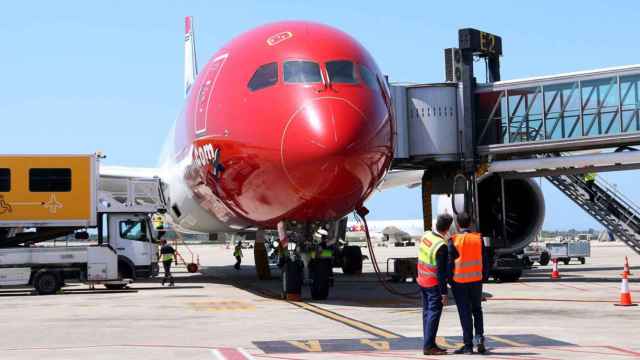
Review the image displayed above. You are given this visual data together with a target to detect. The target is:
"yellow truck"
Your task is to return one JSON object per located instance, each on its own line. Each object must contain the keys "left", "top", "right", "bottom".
{"left": 0, "top": 154, "right": 166, "bottom": 294}
{"left": 0, "top": 154, "right": 97, "bottom": 227}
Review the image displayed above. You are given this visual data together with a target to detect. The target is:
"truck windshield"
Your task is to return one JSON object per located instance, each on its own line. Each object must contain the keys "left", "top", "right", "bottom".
{"left": 119, "top": 220, "right": 149, "bottom": 242}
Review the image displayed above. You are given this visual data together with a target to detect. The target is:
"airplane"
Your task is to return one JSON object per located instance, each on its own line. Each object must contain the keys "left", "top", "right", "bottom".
{"left": 101, "top": 18, "right": 424, "bottom": 299}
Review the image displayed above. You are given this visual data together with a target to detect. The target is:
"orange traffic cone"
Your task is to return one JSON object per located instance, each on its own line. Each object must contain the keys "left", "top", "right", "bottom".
{"left": 615, "top": 272, "right": 637, "bottom": 307}
{"left": 551, "top": 258, "right": 561, "bottom": 279}
{"left": 623, "top": 256, "right": 632, "bottom": 277}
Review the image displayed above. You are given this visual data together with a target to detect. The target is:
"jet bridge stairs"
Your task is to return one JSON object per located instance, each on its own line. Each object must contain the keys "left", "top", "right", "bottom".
{"left": 547, "top": 171, "right": 640, "bottom": 255}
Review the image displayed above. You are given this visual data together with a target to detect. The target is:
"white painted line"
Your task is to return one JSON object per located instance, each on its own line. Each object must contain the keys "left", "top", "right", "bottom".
{"left": 237, "top": 348, "right": 256, "bottom": 360}
{"left": 209, "top": 348, "right": 225, "bottom": 360}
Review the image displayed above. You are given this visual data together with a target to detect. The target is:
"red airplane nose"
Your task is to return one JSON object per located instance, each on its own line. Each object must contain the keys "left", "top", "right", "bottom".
{"left": 281, "top": 98, "right": 377, "bottom": 204}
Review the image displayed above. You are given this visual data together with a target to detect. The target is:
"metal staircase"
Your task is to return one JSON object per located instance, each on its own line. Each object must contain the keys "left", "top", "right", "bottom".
{"left": 546, "top": 172, "right": 640, "bottom": 254}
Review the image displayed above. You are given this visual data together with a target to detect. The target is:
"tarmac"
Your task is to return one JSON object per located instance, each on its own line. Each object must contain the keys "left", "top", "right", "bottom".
{"left": 0, "top": 242, "right": 638, "bottom": 360}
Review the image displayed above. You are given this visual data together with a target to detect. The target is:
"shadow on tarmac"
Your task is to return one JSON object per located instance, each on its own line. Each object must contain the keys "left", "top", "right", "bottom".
{"left": 194, "top": 264, "right": 494, "bottom": 309}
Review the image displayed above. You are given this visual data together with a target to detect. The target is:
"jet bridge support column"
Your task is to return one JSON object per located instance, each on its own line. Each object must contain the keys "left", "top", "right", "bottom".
{"left": 458, "top": 28, "right": 502, "bottom": 229}
{"left": 422, "top": 173, "right": 433, "bottom": 232}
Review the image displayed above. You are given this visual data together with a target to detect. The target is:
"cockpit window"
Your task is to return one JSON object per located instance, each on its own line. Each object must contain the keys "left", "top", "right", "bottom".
{"left": 359, "top": 64, "right": 378, "bottom": 90}
{"left": 326, "top": 60, "right": 358, "bottom": 84}
{"left": 248, "top": 62, "right": 278, "bottom": 91}
{"left": 283, "top": 61, "right": 322, "bottom": 83}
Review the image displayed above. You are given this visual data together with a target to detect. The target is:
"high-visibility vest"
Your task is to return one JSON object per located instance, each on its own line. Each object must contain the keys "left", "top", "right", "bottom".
{"left": 162, "top": 253, "right": 174, "bottom": 262}
{"left": 319, "top": 249, "right": 333, "bottom": 258}
{"left": 584, "top": 172, "right": 596, "bottom": 182}
{"left": 417, "top": 231, "right": 446, "bottom": 288}
{"left": 233, "top": 247, "right": 242, "bottom": 257}
{"left": 452, "top": 232, "right": 483, "bottom": 283}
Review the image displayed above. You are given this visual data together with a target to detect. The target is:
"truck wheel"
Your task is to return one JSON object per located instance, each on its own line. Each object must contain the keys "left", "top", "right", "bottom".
{"left": 310, "top": 258, "right": 332, "bottom": 300}
{"left": 104, "top": 267, "right": 129, "bottom": 290}
{"left": 563, "top": 258, "right": 570, "bottom": 265}
{"left": 341, "top": 246, "right": 363, "bottom": 275}
{"left": 281, "top": 260, "right": 303, "bottom": 300}
{"left": 539, "top": 251, "right": 550, "bottom": 266}
{"left": 580, "top": 257, "right": 586, "bottom": 264}
{"left": 34, "top": 272, "right": 60, "bottom": 295}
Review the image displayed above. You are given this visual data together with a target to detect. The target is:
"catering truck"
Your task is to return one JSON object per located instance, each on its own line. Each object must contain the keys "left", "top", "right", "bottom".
{"left": 0, "top": 154, "right": 166, "bottom": 294}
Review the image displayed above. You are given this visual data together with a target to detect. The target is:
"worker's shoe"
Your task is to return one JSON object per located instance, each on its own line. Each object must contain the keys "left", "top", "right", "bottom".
{"left": 475, "top": 336, "right": 487, "bottom": 354}
{"left": 453, "top": 345, "right": 474, "bottom": 354}
{"left": 423, "top": 346, "right": 447, "bottom": 355}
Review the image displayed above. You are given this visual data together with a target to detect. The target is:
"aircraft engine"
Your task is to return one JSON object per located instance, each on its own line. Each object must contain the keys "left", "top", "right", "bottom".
{"left": 477, "top": 175, "right": 545, "bottom": 254}
{"left": 437, "top": 175, "right": 545, "bottom": 254}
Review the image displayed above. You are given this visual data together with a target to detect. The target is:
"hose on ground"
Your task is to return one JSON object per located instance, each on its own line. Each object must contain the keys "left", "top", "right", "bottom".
{"left": 355, "top": 208, "right": 420, "bottom": 300}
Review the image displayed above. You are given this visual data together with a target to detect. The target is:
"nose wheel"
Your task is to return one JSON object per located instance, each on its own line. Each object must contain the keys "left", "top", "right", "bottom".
{"left": 281, "top": 259, "right": 304, "bottom": 300}
{"left": 309, "top": 258, "right": 332, "bottom": 300}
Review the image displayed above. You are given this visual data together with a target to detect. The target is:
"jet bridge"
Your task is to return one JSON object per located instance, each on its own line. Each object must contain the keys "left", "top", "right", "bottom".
{"left": 390, "top": 28, "right": 640, "bottom": 257}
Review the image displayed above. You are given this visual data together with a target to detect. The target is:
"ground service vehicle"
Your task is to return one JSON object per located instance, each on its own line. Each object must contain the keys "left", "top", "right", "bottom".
{"left": 0, "top": 155, "right": 165, "bottom": 294}
{"left": 547, "top": 241, "right": 591, "bottom": 265}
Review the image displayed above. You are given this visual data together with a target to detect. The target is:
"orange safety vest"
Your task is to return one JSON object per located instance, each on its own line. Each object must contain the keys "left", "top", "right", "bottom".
{"left": 452, "top": 232, "right": 483, "bottom": 283}
{"left": 417, "top": 231, "right": 446, "bottom": 288}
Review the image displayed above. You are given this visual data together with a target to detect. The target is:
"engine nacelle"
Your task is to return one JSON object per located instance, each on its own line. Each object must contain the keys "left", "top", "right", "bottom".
{"left": 437, "top": 175, "right": 545, "bottom": 254}
{"left": 477, "top": 175, "right": 545, "bottom": 254}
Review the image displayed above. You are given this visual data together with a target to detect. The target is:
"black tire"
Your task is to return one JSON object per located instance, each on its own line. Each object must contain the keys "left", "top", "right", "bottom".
{"left": 496, "top": 269, "right": 522, "bottom": 283}
{"left": 539, "top": 251, "right": 550, "bottom": 266}
{"left": 118, "top": 260, "right": 135, "bottom": 280}
{"left": 563, "top": 258, "right": 570, "bottom": 265}
{"left": 281, "top": 260, "right": 303, "bottom": 299}
{"left": 310, "top": 258, "right": 332, "bottom": 300}
{"left": 104, "top": 283, "right": 127, "bottom": 290}
{"left": 34, "top": 272, "right": 60, "bottom": 295}
{"left": 580, "top": 257, "right": 586, "bottom": 264}
{"left": 341, "top": 246, "right": 363, "bottom": 275}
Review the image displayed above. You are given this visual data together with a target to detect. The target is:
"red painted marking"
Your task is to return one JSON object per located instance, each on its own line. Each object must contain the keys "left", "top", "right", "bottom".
{"left": 487, "top": 297, "right": 614, "bottom": 303}
{"left": 218, "top": 348, "right": 250, "bottom": 360}
{"left": 347, "top": 350, "right": 426, "bottom": 359}
{"left": 517, "top": 282, "right": 536, "bottom": 287}
{"left": 555, "top": 283, "right": 588, "bottom": 292}
{"left": 543, "top": 346, "right": 634, "bottom": 357}
{"left": 601, "top": 346, "right": 640, "bottom": 357}
{"left": 253, "top": 354, "right": 303, "bottom": 360}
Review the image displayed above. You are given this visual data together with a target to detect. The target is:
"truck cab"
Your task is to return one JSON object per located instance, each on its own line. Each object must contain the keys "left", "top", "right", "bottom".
{"left": 102, "top": 212, "right": 159, "bottom": 280}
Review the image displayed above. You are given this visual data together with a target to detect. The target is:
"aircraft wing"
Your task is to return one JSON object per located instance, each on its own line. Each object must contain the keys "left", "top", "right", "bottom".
{"left": 376, "top": 170, "right": 424, "bottom": 191}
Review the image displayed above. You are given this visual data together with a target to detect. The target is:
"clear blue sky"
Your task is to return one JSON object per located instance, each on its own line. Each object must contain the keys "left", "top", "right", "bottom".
{"left": 1, "top": 0, "right": 639, "bottom": 230}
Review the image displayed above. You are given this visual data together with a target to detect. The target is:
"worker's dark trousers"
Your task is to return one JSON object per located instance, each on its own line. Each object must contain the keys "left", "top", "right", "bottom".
{"left": 234, "top": 256, "right": 241, "bottom": 270}
{"left": 421, "top": 285, "right": 443, "bottom": 349}
{"left": 451, "top": 281, "right": 484, "bottom": 347}
{"left": 162, "top": 260, "right": 173, "bottom": 284}
{"left": 585, "top": 180, "right": 595, "bottom": 201}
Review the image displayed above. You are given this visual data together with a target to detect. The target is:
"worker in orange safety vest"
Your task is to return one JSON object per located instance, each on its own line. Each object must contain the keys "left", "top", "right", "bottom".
{"left": 450, "top": 212, "right": 486, "bottom": 354}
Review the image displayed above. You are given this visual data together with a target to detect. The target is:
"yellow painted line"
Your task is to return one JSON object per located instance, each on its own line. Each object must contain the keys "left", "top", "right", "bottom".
{"left": 360, "top": 339, "right": 391, "bottom": 351}
{"left": 286, "top": 340, "right": 322, "bottom": 352}
{"left": 436, "top": 336, "right": 464, "bottom": 349}
{"left": 289, "top": 301, "right": 401, "bottom": 339}
{"left": 487, "top": 335, "right": 527, "bottom": 347}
